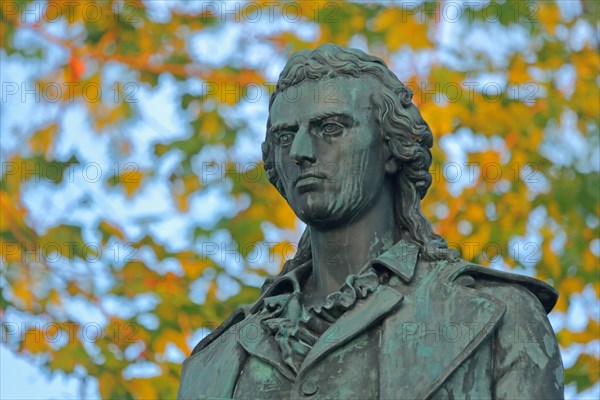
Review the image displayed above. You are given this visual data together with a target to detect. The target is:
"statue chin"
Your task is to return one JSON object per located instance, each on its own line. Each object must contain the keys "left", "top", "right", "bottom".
{"left": 290, "top": 205, "right": 343, "bottom": 229}
{"left": 289, "top": 195, "right": 373, "bottom": 230}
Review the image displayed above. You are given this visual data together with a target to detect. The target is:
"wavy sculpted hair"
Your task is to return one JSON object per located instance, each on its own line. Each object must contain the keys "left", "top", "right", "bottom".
{"left": 261, "top": 44, "right": 458, "bottom": 274}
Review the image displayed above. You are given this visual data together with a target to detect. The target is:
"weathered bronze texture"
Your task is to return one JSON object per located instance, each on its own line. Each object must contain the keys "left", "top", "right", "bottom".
{"left": 178, "top": 44, "right": 564, "bottom": 400}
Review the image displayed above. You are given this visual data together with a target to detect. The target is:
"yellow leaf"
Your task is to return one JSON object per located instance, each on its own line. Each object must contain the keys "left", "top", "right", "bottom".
{"left": 582, "top": 249, "right": 599, "bottom": 273}
{"left": 560, "top": 276, "right": 585, "bottom": 296}
{"left": 180, "top": 259, "right": 207, "bottom": 280}
{"left": 128, "top": 378, "right": 158, "bottom": 400}
{"left": 201, "top": 112, "right": 220, "bottom": 135}
{"left": 29, "top": 124, "right": 58, "bottom": 159}
{"left": 559, "top": 320, "right": 600, "bottom": 345}
{"left": 554, "top": 292, "right": 567, "bottom": 312}
{"left": 99, "top": 220, "right": 126, "bottom": 242}
{"left": 508, "top": 55, "right": 532, "bottom": 84}
{"left": 373, "top": 8, "right": 430, "bottom": 50}
{"left": 98, "top": 372, "right": 117, "bottom": 399}
{"left": 48, "top": 289, "right": 62, "bottom": 306}
{"left": 465, "top": 203, "right": 486, "bottom": 223}
{"left": 206, "top": 280, "right": 218, "bottom": 304}
{"left": 121, "top": 171, "right": 144, "bottom": 197}
{"left": 66, "top": 281, "right": 80, "bottom": 296}
{"left": 274, "top": 195, "right": 298, "bottom": 229}
{"left": 373, "top": 8, "right": 402, "bottom": 31}
{"left": 269, "top": 241, "right": 296, "bottom": 266}
{"left": 543, "top": 245, "right": 561, "bottom": 279}
{"left": 12, "top": 279, "right": 34, "bottom": 310}
{"left": 174, "top": 191, "right": 189, "bottom": 212}
{"left": 350, "top": 15, "right": 365, "bottom": 31}
{"left": 537, "top": 3, "right": 561, "bottom": 35}
{"left": 0, "top": 239, "right": 21, "bottom": 262}
{"left": 152, "top": 328, "right": 187, "bottom": 354}
{"left": 22, "top": 329, "right": 51, "bottom": 353}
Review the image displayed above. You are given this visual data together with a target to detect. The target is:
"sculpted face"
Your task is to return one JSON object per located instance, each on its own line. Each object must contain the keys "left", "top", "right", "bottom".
{"left": 270, "top": 77, "right": 387, "bottom": 228}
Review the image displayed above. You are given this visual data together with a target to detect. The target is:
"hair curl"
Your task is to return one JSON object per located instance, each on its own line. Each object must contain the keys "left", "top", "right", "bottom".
{"left": 261, "top": 44, "right": 458, "bottom": 273}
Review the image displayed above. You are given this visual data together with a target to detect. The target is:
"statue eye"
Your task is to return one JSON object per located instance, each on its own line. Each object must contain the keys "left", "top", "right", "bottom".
{"left": 321, "top": 122, "right": 343, "bottom": 136}
{"left": 277, "top": 132, "right": 294, "bottom": 146}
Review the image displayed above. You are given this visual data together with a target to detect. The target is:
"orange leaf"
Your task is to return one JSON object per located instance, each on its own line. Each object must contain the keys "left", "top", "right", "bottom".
{"left": 68, "top": 54, "right": 85, "bottom": 81}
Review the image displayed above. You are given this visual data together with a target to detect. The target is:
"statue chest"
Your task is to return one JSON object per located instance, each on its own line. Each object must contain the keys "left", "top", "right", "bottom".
{"left": 233, "top": 326, "right": 381, "bottom": 400}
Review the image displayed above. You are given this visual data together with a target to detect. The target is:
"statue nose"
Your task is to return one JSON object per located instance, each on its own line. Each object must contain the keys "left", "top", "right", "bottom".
{"left": 290, "top": 126, "right": 316, "bottom": 165}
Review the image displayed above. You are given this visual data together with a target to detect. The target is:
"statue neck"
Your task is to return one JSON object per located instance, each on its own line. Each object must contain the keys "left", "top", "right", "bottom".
{"left": 305, "top": 186, "right": 397, "bottom": 305}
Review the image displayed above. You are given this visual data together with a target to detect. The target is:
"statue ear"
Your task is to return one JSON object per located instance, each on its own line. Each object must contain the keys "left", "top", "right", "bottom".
{"left": 385, "top": 157, "right": 399, "bottom": 174}
{"left": 383, "top": 136, "right": 400, "bottom": 174}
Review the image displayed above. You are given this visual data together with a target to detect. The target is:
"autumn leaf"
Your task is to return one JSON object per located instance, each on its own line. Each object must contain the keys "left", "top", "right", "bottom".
{"left": 68, "top": 53, "right": 85, "bottom": 81}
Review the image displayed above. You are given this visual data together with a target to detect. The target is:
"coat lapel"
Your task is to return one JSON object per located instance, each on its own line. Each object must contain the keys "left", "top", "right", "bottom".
{"left": 237, "top": 316, "right": 297, "bottom": 381}
{"left": 236, "top": 264, "right": 312, "bottom": 382}
{"left": 379, "top": 261, "right": 506, "bottom": 400}
{"left": 213, "top": 240, "right": 422, "bottom": 387}
{"left": 298, "top": 285, "right": 404, "bottom": 379}
{"left": 297, "top": 240, "right": 417, "bottom": 379}
{"left": 239, "top": 284, "right": 405, "bottom": 382}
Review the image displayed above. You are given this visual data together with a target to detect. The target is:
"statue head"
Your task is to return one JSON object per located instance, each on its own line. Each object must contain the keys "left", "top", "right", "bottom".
{"left": 262, "top": 43, "right": 457, "bottom": 266}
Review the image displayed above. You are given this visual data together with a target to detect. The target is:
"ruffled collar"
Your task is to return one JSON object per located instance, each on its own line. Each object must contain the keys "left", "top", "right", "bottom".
{"left": 258, "top": 264, "right": 381, "bottom": 373}
{"left": 253, "top": 239, "right": 421, "bottom": 374}
{"left": 259, "top": 239, "right": 420, "bottom": 299}
{"left": 309, "top": 266, "right": 380, "bottom": 321}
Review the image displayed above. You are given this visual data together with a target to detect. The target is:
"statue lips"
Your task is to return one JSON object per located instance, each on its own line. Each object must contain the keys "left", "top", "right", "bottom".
{"left": 294, "top": 172, "right": 326, "bottom": 193}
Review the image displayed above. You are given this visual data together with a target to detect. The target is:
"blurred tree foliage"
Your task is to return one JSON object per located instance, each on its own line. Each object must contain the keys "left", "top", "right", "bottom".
{"left": 1, "top": 0, "right": 598, "bottom": 398}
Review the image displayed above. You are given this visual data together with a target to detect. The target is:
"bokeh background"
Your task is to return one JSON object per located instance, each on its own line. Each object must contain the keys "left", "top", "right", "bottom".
{"left": 1, "top": 0, "right": 598, "bottom": 398}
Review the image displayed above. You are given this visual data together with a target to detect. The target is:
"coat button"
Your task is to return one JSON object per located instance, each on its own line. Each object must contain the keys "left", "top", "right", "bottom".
{"left": 301, "top": 381, "right": 318, "bottom": 396}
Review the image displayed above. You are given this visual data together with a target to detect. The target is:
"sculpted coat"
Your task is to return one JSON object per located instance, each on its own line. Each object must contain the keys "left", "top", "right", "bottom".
{"left": 178, "top": 241, "right": 563, "bottom": 399}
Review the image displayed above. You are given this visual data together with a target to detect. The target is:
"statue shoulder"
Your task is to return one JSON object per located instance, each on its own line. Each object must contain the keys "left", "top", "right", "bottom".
{"left": 445, "top": 260, "right": 559, "bottom": 314}
{"left": 190, "top": 304, "right": 253, "bottom": 355}
{"left": 444, "top": 260, "right": 564, "bottom": 398}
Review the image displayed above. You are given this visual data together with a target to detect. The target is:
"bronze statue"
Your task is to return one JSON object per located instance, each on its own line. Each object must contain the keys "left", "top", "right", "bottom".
{"left": 178, "top": 44, "right": 564, "bottom": 399}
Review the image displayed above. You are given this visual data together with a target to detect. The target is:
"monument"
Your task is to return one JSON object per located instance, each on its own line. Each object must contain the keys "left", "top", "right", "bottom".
{"left": 178, "top": 44, "right": 564, "bottom": 399}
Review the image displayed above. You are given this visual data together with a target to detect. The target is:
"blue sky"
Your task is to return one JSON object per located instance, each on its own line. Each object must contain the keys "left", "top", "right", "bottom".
{"left": 1, "top": 1, "right": 599, "bottom": 398}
